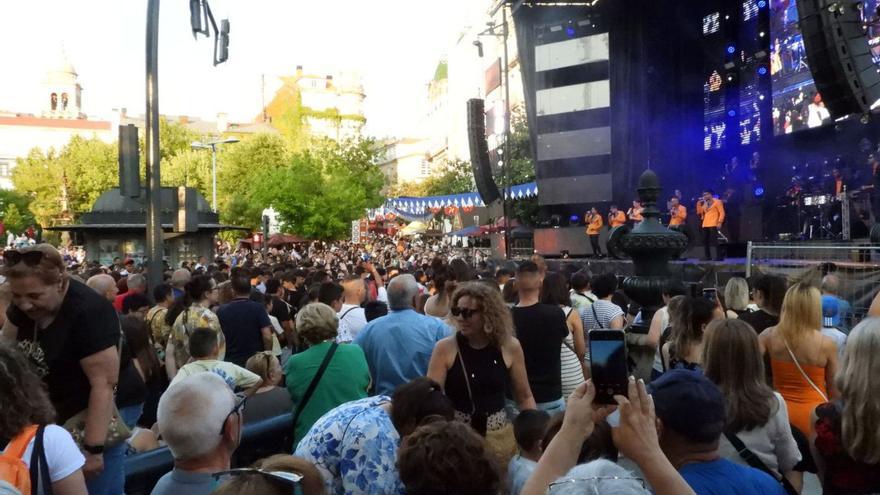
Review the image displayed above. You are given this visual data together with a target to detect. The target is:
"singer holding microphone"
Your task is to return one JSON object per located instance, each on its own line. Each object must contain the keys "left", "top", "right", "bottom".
{"left": 608, "top": 205, "right": 626, "bottom": 228}
{"left": 696, "top": 189, "right": 725, "bottom": 261}
{"left": 585, "top": 207, "right": 604, "bottom": 258}
{"left": 669, "top": 196, "right": 687, "bottom": 228}
{"left": 627, "top": 199, "right": 644, "bottom": 225}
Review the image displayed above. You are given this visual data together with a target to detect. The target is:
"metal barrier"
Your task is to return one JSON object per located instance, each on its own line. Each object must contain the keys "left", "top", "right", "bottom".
{"left": 746, "top": 242, "right": 880, "bottom": 327}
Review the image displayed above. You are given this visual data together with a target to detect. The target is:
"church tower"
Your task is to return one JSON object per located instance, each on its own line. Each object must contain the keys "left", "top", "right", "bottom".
{"left": 43, "top": 49, "right": 84, "bottom": 119}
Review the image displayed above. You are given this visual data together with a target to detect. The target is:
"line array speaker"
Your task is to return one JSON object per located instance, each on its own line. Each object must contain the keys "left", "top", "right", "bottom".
{"left": 466, "top": 98, "right": 501, "bottom": 204}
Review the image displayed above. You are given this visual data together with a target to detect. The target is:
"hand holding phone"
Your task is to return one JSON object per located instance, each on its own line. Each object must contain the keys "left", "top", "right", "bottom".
{"left": 588, "top": 330, "right": 629, "bottom": 405}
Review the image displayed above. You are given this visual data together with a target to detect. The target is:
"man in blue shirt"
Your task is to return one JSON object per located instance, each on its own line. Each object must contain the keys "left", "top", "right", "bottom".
{"left": 650, "top": 369, "right": 785, "bottom": 495}
{"left": 355, "top": 274, "right": 450, "bottom": 396}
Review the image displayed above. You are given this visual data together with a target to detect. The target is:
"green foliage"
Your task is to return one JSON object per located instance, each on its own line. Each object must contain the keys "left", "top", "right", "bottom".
{"left": 248, "top": 138, "right": 385, "bottom": 240}
{"left": 3, "top": 204, "right": 24, "bottom": 233}
{"left": 499, "top": 107, "right": 539, "bottom": 226}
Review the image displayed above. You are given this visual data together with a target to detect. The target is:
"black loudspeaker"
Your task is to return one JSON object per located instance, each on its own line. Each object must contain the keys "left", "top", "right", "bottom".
{"left": 118, "top": 124, "right": 140, "bottom": 198}
{"left": 466, "top": 99, "right": 501, "bottom": 204}
{"left": 175, "top": 187, "right": 198, "bottom": 233}
{"left": 797, "top": 0, "right": 880, "bottom": 118}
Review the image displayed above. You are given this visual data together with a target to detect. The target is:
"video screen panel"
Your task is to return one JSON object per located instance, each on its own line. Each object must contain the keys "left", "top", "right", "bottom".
{"left": 859, "top": 1, "right": 880, "bottom": 64}
{"left": 739, "top": 0, "right": 762, "bottom": 145}
{"left": 770, "top": 0, "right": 831, "bottom": 134}
{"left": 703, "top": 11, "right": 726, "bottom": 151}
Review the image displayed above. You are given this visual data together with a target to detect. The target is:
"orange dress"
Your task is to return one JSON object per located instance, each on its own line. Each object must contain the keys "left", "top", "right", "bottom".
{"left": 771, "top": 358, "right": 828, "bottom": 436}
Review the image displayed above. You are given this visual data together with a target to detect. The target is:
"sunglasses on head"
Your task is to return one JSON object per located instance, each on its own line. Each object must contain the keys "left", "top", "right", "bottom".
{"left": 450, "top": 307, "right": 480, "bottom": 319}
{"left": 212, "top": 467, "right": 303, "bottom": 485}
{"left": 4, "top": 250, "right": 45, "bottom": 267}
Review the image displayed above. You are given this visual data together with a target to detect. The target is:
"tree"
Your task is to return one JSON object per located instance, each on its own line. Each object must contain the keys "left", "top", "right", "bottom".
{"left": 3, "top": 204, "right": 24, "bottom": 233}
{"left": 248, "top": 138, "right": 385, "bottom": 239}
{"left": 499, "top": 107, "right": 539, "bottom": 225}
{"left": 0, "top": 190, "right": 36, "bottom": 231}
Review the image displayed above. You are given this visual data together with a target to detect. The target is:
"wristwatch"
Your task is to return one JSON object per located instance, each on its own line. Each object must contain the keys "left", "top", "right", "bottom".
{"left": 83, "top": 443, "right": 105, "bottom": 455}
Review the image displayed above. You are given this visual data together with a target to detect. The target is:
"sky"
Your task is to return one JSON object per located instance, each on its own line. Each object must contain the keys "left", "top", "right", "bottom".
{"left": 0, "top": 0, "right": 488, "bottom": 138}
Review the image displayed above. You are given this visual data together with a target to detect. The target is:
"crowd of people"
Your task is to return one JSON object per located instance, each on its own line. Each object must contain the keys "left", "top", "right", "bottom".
{"left": 0, "top": 239, "right": 879, "bottom": 495}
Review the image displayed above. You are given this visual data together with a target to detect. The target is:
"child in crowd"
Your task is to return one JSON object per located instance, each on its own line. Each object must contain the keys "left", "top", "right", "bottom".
{"left": 508, "top": 409, "right": 551, "bottom": 495}
{"left": 170, "top": 328, "right": 262, "bottom": 390}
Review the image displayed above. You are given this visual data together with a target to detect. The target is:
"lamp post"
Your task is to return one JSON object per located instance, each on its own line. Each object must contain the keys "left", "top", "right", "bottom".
{"left": 192, "top": 137, "right": 239, "bottom": 212}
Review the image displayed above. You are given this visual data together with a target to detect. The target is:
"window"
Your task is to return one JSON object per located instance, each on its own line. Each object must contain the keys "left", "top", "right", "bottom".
{"left": 0, "top": 161, "right": 10, "bottom": 178}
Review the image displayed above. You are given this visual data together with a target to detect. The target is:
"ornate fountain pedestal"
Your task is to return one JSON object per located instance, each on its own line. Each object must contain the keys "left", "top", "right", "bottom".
{"left": 607, "top": 169, "right": 688, "bottom": 379}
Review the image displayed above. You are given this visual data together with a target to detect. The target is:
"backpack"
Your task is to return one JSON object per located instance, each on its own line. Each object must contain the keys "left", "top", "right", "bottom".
{"left": 0, "top": 425, "right": 51, "bottom": 495}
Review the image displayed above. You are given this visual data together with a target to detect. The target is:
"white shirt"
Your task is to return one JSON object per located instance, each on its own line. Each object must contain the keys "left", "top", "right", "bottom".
{"left": 717, "top": 392, "right": 802, "bottom": 475}
{"left": 338, "top": 304, "right": 367, "bottom": 342}
{"left": 821, "top": 326, "right": 847, "bottom": 360}
{"left": 1, "top": 425, "right": 84, "bottom": 484}
{"left": 171, "top": 359, "right": 262, "bottom": 390}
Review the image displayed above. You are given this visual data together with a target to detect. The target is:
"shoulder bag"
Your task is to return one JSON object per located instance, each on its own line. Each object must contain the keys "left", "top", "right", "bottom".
{"left": 781, "top": 338, "right": 828, "bottom": 402}
{"left": 723, "top": 431, "right": 797, "bottom": 495}
{"left": 61, "top": 319, "right": 132, "bottom": 449}
{"left": 290, "top": 342, "right": 339, "bottom": 446}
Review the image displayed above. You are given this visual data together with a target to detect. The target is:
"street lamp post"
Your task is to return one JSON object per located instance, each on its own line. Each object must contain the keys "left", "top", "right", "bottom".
{"left": 192, "top": 137, "right": 239, "bottom": 212}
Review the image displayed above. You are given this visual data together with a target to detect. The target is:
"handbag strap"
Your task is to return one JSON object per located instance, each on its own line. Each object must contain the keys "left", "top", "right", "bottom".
{"left": 29, "top": 425, "right": 53, "bottom": 495}
{"left": 339, "top": 307, "right": 358, "bottom": 321}
{"left": 781, "top": 338, "right": 828, "bottom": 402}
{"left": 454, "top": 339, "right": 476, "bottom": 415}
{"left": 723, "top": 431, "right": 797, "bottom": 495}
{"left": 591, "top": 303, "right": 602, "bottom": 329}
{"left": 291, "top": 342, "right": 339, "bottom": 441}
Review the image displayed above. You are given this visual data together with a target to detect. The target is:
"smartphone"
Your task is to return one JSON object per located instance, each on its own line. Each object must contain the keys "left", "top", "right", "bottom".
{"left": 588, "top": 330, "right": 629, "bottom": 405}
{"left": 361, "top": 253, "right": 371, "bottom": 262}
{"left": 702, "top": 288, "right": 717, "bottom": 303}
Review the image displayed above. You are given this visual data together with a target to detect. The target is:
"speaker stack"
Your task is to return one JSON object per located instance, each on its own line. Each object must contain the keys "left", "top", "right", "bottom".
{"left": 466, "top": 99, "right": 501, "bottom": 205}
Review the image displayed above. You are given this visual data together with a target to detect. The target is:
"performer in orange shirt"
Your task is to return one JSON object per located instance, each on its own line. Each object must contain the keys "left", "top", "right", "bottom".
{"left": 669, "top": 197, "right": 687, "bottom": 227}
{"left": 627, "top": 200, "right": 644, "bottom": 224}
{"left": 608, "top": 205, "right": 626, "bottom": 228}
{"left": 585, "top": 207, "right": 604, "bottom": 258}
{"left": 696, "top": 189, "right": 725, "bottom": 261}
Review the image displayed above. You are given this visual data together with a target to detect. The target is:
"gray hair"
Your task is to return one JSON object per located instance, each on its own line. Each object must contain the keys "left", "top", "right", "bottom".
{"left": 550, "top": 459, "right": 648, "bottom": 495}
{"left": 86, "top": 274, "right": 115, "bottom": 295}
{"left": 127, "top": 273, "right": 146, "bottom": 290}
{"left": 821, "top": 274, "right": 841, "bottom": 295}
{"left": 387, "top": 274, "right": 419, "bottom": 310}
{"left": 171, "top": 268, "right": 191, "bottom": 288}
{"left": 157, "top": 372, "right": 235, "bottom": 461}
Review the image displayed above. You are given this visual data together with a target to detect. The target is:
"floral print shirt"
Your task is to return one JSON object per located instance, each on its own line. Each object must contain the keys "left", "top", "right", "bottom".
{"left": 169, "top": 304, "right": 226, "bottom": 366}
{"left": 294, "top": 396, "right": 403, "bottom": 495}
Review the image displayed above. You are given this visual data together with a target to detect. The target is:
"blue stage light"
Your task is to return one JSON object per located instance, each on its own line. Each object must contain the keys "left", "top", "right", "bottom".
{"left": 569, "top": 214, "right": 580, "bottom": 223}
{"left": 566, "top": 27, "right": 576, "bottom": 37}
{"left": 727, "top": 110, "right": 736, "bottom": 117}
{"left": 758, "top": 66, "right": 768, "bottom": 75}
{"left": 758, "top": 0, "right": 767, "bottom": 8}
{"left": 726, "top": 44, "right": 736, "bottom": 54}
{"left": 754, "top": 186, "right": 765, "bottom": 197}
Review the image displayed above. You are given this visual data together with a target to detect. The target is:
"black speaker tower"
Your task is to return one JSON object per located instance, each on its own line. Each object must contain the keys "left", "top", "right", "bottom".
{"left": 466, "top": 99, "right": 501, "bottom": 204}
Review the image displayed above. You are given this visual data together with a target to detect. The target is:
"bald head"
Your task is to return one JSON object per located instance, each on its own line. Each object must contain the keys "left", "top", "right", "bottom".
{"left": 387, "top": 274, "right": 418, "bottom": 310}
{"left": 821, "top": 274, "right": 841, "bottom": 295}
{"left": 86, "top": 274, "right": 118, "bottom": 302}
{"left": 341, "top": 275, "right": 366, "bottom": 304}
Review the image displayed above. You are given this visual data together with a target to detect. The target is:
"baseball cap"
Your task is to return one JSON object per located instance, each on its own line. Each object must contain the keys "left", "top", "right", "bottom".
{"left": 648, "top": 369, "right": 726, "bottom": 444}
{"left": 821, "top": 295, "right": 841, "bottom": 327}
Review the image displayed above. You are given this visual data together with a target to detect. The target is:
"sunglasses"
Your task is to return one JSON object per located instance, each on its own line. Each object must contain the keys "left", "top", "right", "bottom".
{"left": 548, "top": 476, "right": 646, "bottom": 493}
{"left": 4, "top": 250, "right": 46, "bottom": 267}
{"left": 219, "top": 393, "right": 249, "bottom": 435}
{"left": 450, "top": 307, "right": 481, "bottom": 319}
{"left": 212, "top": 468, "right": 303, "bottom": 485}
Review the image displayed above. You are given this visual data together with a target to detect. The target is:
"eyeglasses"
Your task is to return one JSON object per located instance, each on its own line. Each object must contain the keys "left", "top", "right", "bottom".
{"left": 450, "top": 307, "right": 481, "bottom": 319}
{"left": 219, "top": 393, "right": 249, "bottom": 435}
{"left": 548, "top": 476, "right": 646, "bottom": 494}
{"left": 212, "top": 468, "right": 303, "bottom": 485}
{"left": 4, "top": 250, "right": 46, "bottom": 267}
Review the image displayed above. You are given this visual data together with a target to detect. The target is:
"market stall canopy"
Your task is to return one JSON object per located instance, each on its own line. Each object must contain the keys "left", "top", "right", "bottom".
{"left": 267, "top": 233, "right": 309, "bottom": 246}
{"left": 400, "top": 221, "right": 428, "bottom": 236}
{"left": 446, "top": 225, "right": 483, "bottom": 237}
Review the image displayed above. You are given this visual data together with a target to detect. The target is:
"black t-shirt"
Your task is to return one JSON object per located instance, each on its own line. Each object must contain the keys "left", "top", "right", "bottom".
{"left": 8, "top": 278, "right": 120, "bottom": 423}
{"left": 738, "top": 309, "right": 779, "bottom": 334}
{"left": 216, "top": 298, "right": 271, "bottom": 367}
{"left": 269, "top": 296, "right": 291, "bottom": 325}
{"left": 511, "top": 303, "right": 569, "bottom": 403}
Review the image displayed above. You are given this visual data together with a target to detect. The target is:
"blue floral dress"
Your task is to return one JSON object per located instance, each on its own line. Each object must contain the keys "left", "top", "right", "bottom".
{"left": 294, "top": 396, "right": 403, "bottom": 495}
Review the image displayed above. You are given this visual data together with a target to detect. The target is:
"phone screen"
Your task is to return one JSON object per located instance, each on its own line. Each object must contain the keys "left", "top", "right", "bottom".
{"left": 589, "top": 331, "right": 628, "bottom": 404}
{"left": 703, "top": 288, "right": 717, "bottom": 303}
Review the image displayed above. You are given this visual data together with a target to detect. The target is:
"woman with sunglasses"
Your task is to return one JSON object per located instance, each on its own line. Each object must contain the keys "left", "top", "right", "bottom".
{"left": 427, "top": 281, "right": 536, "bottom": 465}
{"left": 212, "top": 454, "right": 325, "bottom": 495}
{"left": 0, "top": 245, "right": 124, "bottom": 493}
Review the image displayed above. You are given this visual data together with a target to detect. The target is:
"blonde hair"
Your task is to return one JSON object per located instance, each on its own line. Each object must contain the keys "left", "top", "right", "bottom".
{"left": 723, "top": 277, "right": 749, "bottom": 312}
{"left": 776, "top": 283, "right": 822, "bottom": 347}
{"left": 245, "top": 351, "right": 278, "bottom": 382}
{"left": 450, "top": 282, "right": 512, "bottom": 347}
{"left": 295, "top": 303, "right": 338, "bottom": 345}
{"left": 836, "top": 317, "right": 880, "bottom": 464}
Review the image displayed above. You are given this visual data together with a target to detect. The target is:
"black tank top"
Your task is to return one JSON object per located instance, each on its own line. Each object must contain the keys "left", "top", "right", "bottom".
{"left": 445, "top": 332, "right": 508, "bottom": 416}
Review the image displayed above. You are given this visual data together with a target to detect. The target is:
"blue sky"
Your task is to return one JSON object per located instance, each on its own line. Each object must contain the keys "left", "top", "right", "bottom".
{"left": 0, "top": 0, "right": 485, "bottom": 137}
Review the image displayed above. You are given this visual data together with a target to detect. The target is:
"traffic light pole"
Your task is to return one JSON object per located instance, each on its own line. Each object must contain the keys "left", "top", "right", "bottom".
{"left": 145, "top": 0, "right": 164, "bottom": 291}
